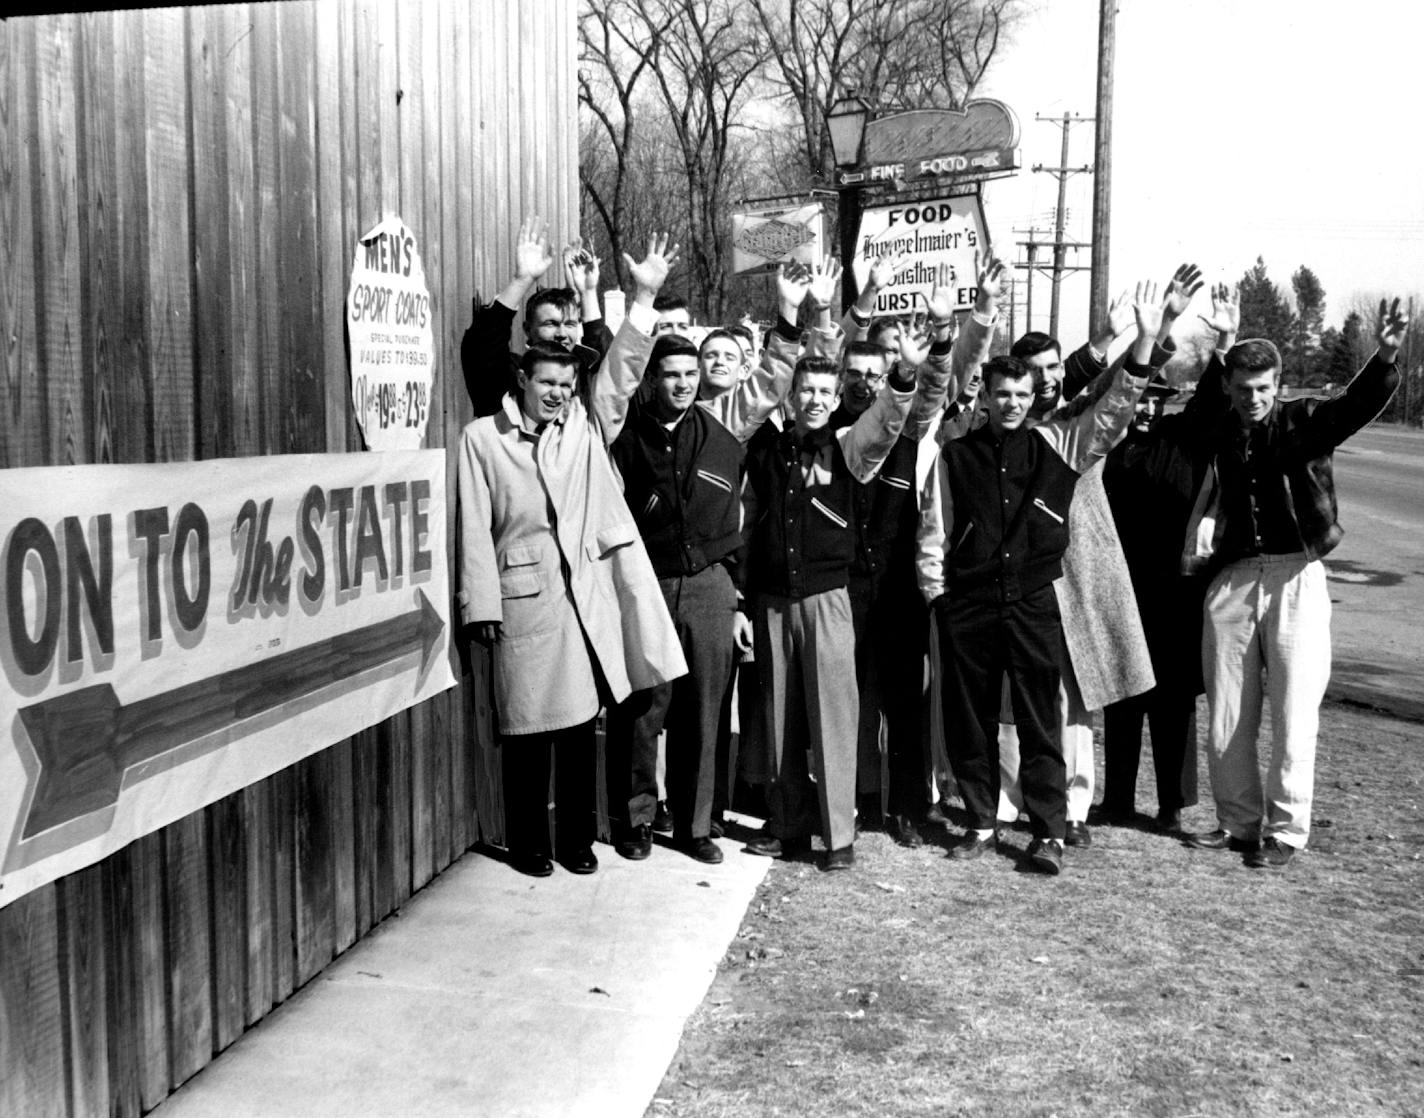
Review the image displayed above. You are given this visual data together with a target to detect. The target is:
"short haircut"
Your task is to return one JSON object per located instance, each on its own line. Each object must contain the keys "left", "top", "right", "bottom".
{"left": 647, "top": 333, "right": 699, "bottom": 377}
{"left": 698, "top": 328, "right": 741, "bottom": 357}
{"left": 867, "top": 316, "right": 900, "bottom": 349}
{"left": 520, "top": 341, "right": 580, "bottom": 377}
{"left": 1225, "top": 338, "right": 1282, "bottom": 378}
{"left": 792, "top": 355, "right": 841, "bottom": 391}
{"left": 723, "top": 323, "right": 755, "bottom": 349}
{"left": 1010, "top": 331, "right": 1061, "bottom": 362}
{"left": 653, "top": 293, "right": 690, "bottom": 315}
{"left": 525, "top": 287, "right": 579, "bottom": 324}
{"left": 843, "top": 340, "right": 888, "bottom": 365}
{"left": 982, "top": 355, "right": 1035, "bottom": 390}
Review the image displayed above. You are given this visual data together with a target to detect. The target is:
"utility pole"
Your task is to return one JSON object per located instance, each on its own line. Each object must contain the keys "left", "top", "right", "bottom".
{"left": 1089, "top": 0, "right": 1116, "bottom": 336}
{"left": 1033, "top": 112, "right": 1093, "bottom": 339}
{"left": 1016, "top": 224, "right": 1091, "bottom": 341}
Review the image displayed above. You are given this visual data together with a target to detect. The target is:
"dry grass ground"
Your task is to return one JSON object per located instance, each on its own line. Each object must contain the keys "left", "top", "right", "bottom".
{"left": 650, "top": 700, "right": 1424, "bottom": 1118}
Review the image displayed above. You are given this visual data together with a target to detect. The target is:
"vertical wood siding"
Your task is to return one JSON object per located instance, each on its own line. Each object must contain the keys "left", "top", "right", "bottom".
{"left": 0, "top": 2, "right": 579, "bottom": 1113}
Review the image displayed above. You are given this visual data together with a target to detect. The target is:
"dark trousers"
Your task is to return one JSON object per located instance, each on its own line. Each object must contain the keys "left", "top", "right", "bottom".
{"left": 1102, "top": 687, "right": 1199, "bottom": 815}
{"left": 850, "top": 575, "right": 930, "bottom": 818}
{"left": 605, "top": 564, "right": 736, "bottom": 841}
{"left": 937, "top": 586, "right": 1066, "bottom": 840}
{"left": 501, "top": 719, "right": 597, "bottom": 858}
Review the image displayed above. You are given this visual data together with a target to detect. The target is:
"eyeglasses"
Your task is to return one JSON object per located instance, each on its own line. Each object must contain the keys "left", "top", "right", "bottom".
{"left": 844, "top": 368, "right": 888, "bottom": 385}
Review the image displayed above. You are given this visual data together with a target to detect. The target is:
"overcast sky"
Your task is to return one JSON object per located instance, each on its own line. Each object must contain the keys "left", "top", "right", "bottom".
{"left": 972, "top": 0, "right": 1424, "bottom": 338}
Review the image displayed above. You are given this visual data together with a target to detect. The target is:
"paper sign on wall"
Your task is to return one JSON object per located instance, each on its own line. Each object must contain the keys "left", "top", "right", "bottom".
{"left": 348, "top": 216, "right": 436, "bottom": 451}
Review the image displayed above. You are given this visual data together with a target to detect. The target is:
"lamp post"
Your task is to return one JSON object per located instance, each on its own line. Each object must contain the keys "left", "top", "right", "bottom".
{"left": 827, "top": 92, "right": 870, "bottom": 310}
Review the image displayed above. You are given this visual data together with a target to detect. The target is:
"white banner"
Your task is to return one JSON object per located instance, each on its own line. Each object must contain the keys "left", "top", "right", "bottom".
{"left": 348, "top": 216, "right": 436, "bottom": 451}
{"left": 0, "top": 450, "right": 456, "bottom": 907}
{"left": 851, "top": 194, "right": 991, "bottom": 316}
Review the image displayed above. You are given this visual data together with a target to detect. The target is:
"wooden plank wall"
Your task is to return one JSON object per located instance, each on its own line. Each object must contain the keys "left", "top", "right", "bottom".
{"left": 0, "top": 2, "right": 579, "bottom": 1114}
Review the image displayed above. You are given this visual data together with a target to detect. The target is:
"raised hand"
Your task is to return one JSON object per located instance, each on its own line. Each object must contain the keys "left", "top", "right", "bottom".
{"left": 806, "top": 255, "right": 843, "bottom": 310}
{"left": 776, "top": 259, "right": 812, "bottom": 311}
{"left": 1378, "top": 296, "right": 1409, "bottom": 355}
{"left": 1163, "top": 262, "right": 1203, "bottom": 320}
{"left": 1107, "top": 288, "right": 1137, "bottom": 339}
{"left": 1130, "top": 280, "right": 1168, "bottom": 364}
{"left": 514, "top": 215, "right": 554, "bottom": 281}
{"left": 897, "top": 319, "right": 933, "bottom": 368}
{"left": 564, "top": 238, "right": 601, "bottom": 294}
{"left": 1197, "top": 283, "right": 1241, "bottom": 338}
{"left": 927, "top": 261, "right": 958, "bottom": 324}
{"left": 622, "top": 232, "right": 681, "bottom": 300}
{"left": 867, "top": 252, "right": 909, "bottom": 293}
{"left": 975, "top": 254, "right": 1008, "bottom": 315}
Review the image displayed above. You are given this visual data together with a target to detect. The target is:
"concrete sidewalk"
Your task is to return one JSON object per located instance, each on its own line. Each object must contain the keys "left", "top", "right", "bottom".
{"left": 155, "top": 822, "right": 770, "bottom": 1118}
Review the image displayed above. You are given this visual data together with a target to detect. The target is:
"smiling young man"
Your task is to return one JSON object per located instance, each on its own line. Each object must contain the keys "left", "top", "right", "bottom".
{"left": 917, "top": 288, "right": 1163, "bottom": 875}
{"left": 737, "top": 348, "right": 917, "bottom": 872}
{"left": 603, "top": 331, "right": 751, "bottom": 865}
{"left": 1183, "top": 300, "right": 1406, "bottom": 869}
{"left": 459, "top": 216, "right": 607, "bottom": 418}
{"left": 457, "top": 234, "right": 687, "bottom": 878}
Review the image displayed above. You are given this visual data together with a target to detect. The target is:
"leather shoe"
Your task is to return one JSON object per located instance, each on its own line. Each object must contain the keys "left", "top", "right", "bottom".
{"left": 822, "top": 845, "right": 855, "bottom": 871}
{"left": 948, "top": 831, "right": 997, "bottom": 860}
{"left": 710, "top": 814, "right": 726, "bottom": 839}
{"left": 510, "top": 851, "right": 554, "bottom": 878}
{"left": 1028, "top": 837, "right": 1063, "bottom": 875}
{"left": 615, "top": 823, "right": 652, "bottom": 861}
{"left": 652, "top": 800, "right": 674, "bottom": 834}
{"left": 743, "top": 834, "right": 810, "bottom": 859}
{"left": 1247, "top": 836, "right": 1296, "bottom": 868}
{"left": 1186, "top": 828, "right": 1259, "bottom": 853}
{"left": 1090, "top": 803, "right": 1135, "bottom": 826}
{"left": 559, "top": 847, "right": 599, "bottom": 875}
{"left": 1154, "top": 809, "right": 1183, "bottom": 835}
{"left": 1064, "top": 821, "right": 1092, "bottom": 847}
{"left": 887, "top": 814, "right": 925, "bottom": 849}
{"left": 681, "top": 836, "right": 724, "bottom": 865}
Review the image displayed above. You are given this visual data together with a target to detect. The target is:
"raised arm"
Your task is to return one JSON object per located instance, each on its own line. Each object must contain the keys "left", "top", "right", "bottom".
{"left": 801, "top": 255, "right": 847, "bottom": 363}
{"left": 1157, "top": 262, "right": 1203, "bottom": 343}
{"left": 839, "top": 356, "right": 916, "bottom": 482}
{"left": 1037, "top": 280, "right": 1164, "bottom": 471}
{"left": 841, "top": 252, "right": 908, "bottom": 341}
{"left": 699, "top": 262, "right": 805, "bottom": 442}
{"left": 1296, "top": 297, "right": 1405, "bottom": 456}
{"left": 590, "top": 233, "right": 680, "bottom": 443}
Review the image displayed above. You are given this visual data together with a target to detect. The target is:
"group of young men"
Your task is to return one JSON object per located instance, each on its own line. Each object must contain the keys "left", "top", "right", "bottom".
{"left": 457, "top": 218, "right": 1406, "bottom": 878}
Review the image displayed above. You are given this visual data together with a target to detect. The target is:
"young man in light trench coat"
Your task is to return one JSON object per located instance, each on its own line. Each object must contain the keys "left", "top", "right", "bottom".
{"left": 457, "top": 236, "right": 688, "bottom": 878}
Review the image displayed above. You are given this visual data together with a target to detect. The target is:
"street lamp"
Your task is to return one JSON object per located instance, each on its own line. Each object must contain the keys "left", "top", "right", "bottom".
{"left": 827, "top": 92, "right": 870, "bottom": 168}
{"left": 826, "top": 92, "right": 871, "bottom": 308}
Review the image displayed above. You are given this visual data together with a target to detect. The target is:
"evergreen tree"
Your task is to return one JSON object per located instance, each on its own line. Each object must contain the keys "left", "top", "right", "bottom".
{"left": 1237, "top": 256, "right": 1297, "bottom": 379}
{"left": 1290, "top": 265, "right": 1327, "bottom": 381}
{"left": 1325, "top": 311, "right": 1366, "bottom": 387}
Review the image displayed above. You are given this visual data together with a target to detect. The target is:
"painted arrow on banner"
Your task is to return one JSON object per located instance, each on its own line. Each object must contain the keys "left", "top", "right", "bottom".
{"left": 16, "top": 589, "right": 445, "bottom": 839}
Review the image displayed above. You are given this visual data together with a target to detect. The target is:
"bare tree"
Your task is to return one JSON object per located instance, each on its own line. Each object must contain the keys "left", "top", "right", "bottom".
{"left": 580, "top": 0, "right": 770, "bottom": 319}
{"left": 749, "top": 0, "right": 1024, "bottom": 182}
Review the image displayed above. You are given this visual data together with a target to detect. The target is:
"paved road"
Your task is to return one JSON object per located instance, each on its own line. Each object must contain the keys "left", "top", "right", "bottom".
{"left": 1325, "top": 423, "right": 1424, "bottom": 718}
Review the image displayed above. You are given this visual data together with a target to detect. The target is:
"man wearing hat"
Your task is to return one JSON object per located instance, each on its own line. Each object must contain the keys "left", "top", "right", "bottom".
{"left": 1099, "top": 370, "right": 1206, "bottom": 831}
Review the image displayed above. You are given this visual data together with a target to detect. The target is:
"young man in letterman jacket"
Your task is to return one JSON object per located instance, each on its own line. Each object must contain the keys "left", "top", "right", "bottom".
{"left": 735, "top": 350, "right": 917, "bottom": 871}
{"left": 834, "top": 259, "right": 1005, "bottom": 847}
{"left": 916, "top": 286, "right": 1163, "bottom": 875}
{"left": 603, "top": 263, "right": 827, "bottom": 862}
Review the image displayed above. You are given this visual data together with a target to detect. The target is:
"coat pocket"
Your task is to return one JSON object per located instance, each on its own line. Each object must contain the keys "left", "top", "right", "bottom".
{"left": 809, "top": 496, "right": 848, "bottom": 529}
{"left": 586, "top": 520, "right": 640, "bottom": 562}
{"left": 1032, "top": 498, "right": 1065, "bottom": 525}
{"left": 499, "top": 544, "right": 544, "bottom": 599}
{"left": 696, "top": 468, "right": 734, "bottom": 494}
